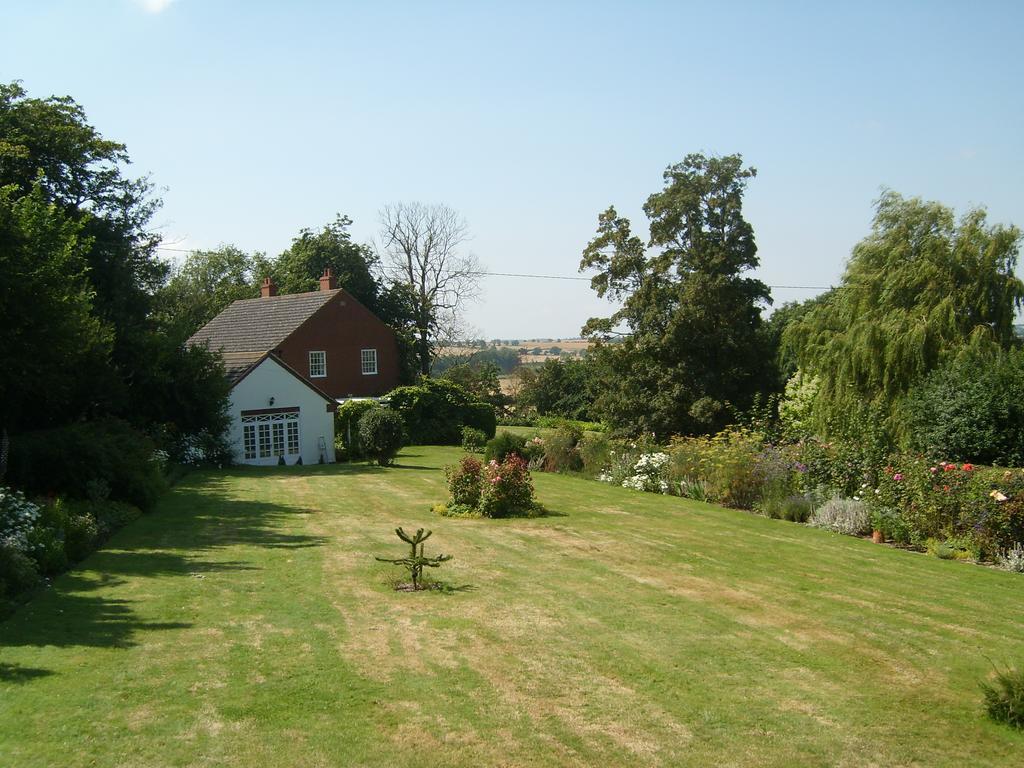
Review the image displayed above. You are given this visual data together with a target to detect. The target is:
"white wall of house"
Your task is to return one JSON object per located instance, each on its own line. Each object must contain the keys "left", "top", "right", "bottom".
{"left": 229, "top": 357, "right": 336, "bottom": 466}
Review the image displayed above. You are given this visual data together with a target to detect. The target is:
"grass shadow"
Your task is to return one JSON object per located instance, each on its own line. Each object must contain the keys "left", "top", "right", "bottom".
{"left": 0, "top": 662, "right": 56, "bottom": 684}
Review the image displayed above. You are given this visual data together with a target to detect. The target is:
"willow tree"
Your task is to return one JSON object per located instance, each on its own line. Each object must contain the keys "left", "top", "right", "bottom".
{"left": 784, "top": 190, "right": 1024, "bottom": 441}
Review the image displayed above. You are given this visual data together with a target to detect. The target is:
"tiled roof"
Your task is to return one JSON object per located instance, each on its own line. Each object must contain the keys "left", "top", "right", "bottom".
{"left": 220, "top": 351, "right": 268, "bottom": 385}
{"left": 187, "top": 289, "right": 340, "bottom": 353}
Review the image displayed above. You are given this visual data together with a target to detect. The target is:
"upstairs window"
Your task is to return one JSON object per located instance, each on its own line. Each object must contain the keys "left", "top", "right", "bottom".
{"left": 309, "top": 351, "right": 326, "bottom": 378}
{"left": 361, "top": 348, "right": 378, "bottom": 375}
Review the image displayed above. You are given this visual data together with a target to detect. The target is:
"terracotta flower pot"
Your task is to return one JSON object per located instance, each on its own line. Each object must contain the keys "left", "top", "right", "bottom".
{"left": 872, "top": 529, "right": 884, "bottom": 544}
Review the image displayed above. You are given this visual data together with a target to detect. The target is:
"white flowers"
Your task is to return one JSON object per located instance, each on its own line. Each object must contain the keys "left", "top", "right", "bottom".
{"left": 0, "top": 486, "right": 42, "bottom": 553}
{"left": 614, "top": 452, "right": 672, "bottom": 495}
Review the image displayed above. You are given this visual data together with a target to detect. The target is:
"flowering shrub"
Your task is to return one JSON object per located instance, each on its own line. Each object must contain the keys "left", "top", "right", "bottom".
{"left": 0, "top": 487, "right": 41, "bottom": 553}
{"left": 869, "top": 455, "right": 1024, "bottom": 557}
{"left": 620, "top": 452, "right": 671, "bottom": 494}
{"left": 479, "top": 455, "right": 541, "bottom": 518}
{"left": 445, "top": 456, "right": 483, "bottom": 509}
{"left": 522, "top": 435, "right": 547, "bottom": 469}
{"left": 440, "top": 455, "right": 542, "bottom": 518}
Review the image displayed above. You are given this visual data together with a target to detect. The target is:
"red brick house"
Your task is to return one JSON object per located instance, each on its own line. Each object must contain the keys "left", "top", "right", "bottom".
{"left": 187, "top": 270, "right": 400, "bottom": 465}
{"left": 188, "top": 269, "right": 400, "bottom": 400}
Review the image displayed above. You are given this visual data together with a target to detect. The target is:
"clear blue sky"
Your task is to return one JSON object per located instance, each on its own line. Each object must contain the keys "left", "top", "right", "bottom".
{"left": 4, "top": 1, "right": 1023, "bottom": 338}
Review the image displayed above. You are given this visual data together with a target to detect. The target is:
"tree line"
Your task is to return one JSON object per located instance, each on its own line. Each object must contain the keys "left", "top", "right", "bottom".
{"left": 3, "top": 80, "right": 1022, "bottom": 470}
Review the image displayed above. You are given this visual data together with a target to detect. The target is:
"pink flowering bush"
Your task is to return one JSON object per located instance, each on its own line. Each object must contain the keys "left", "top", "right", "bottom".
{"left": 479, "top": 455, "right": 542, "bottom": 518}
{"left": 440, "top": 455, "right": 543, "bottom": 518}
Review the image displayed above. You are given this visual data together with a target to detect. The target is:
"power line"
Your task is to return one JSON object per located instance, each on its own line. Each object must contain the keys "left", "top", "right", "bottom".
{"left": 154, "top": 246, "right": 831, "bottom": 290}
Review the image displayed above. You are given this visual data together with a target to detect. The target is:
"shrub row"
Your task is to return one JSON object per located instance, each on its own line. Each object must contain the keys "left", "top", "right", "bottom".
{"left": 5, "top": 419, "right": 167, "bottom": 510}
{"left": 1, "top": 487, "right": 143, "bottom": 612}
{"left": 485, "top": 423, "right": 1024, "bottom": 567}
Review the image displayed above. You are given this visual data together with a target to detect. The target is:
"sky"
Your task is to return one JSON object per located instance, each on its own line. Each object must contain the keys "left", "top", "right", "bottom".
{"left": 3, "top": 0, "right": 1023, "bottom": 339}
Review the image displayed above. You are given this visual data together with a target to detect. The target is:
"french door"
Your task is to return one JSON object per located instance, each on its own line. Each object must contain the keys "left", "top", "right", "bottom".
{"left": 241, "top": 412, "right": 301, "bottom": 464}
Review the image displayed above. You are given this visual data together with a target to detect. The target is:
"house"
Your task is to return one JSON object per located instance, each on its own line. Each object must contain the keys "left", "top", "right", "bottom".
{"left": 188, "top": 269, "right": 400, "bottom": 465}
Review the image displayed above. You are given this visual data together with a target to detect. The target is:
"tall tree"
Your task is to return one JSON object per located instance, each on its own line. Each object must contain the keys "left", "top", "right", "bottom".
{"left": 272, "top": 215, "right": 382, "bottom": 304}
{"left": 580, "top": 153, "right": 771, "bottom": 438}
{"left": 379, "top": 202, "right": 482, "bottom": 376}
{"left": 784, "top": 190, "right": 1024, "bottom": 440}
{"left": 154, "top": 245, "right": 263, "bottom": 340}
{"left": 0, "top": 82, "right": 229, "bottom": 442}
{"left": 0, "top": 184, "right": 111, "bottom": 431}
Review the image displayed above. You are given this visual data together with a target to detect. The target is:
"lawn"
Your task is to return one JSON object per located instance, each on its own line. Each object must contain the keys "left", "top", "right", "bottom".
{"left": 2, "top": 446, "right": 1023, "bottom": 767}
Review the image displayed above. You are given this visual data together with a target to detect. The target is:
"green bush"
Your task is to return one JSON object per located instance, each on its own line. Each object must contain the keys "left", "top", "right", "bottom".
{"left": 762, "top": 495, "right": 812, "bottom": 523}
{"left": 905, "top": 349, "right": 1024, "bottom": 466}
{"left": 358, "top": 408, "right": 405, "bottom": 466}
{"left": 64, "top": 512, "right": 99, "bottom": 562}
{"left": 484, "top": 432, "right": 527, "bottom": 463}
{"left": 578, "top": 433, "right": 612, "bottom": 478}
{"left": 982, "top": 664, "right": 1024, "bottom": 730}
{"left": 869, "top": 506, "right": 912, "bottom": 544}
{"left": 336, "top": 400, "right": 381, "bottom": 459}
{"left": 385, "top": 378, "right": 496, "bottom": 445}
{"left": 461, "top": 426, "right": 488, "bottom": 453}
{"left": 440, "top": 454, "right": 542, "bottom": 519}
{"left": 535, "top": 415, "right": 605, "bottom": 433}
{"left": 27, "top": 526, "right": 67, "bottom": 575}
{"left": 6, "top": 419, "right": 166, "bottom": 510}
{"left": 91, "top": 501, "right": 142, "bottom": 539}
{"left": 0, "top": 546, "right": 40, "bottom": 599}
{"left": 542, "top": 424, "right": 584, "bottom": 473}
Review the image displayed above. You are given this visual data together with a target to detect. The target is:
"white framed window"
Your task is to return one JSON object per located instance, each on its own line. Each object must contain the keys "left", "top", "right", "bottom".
{"left": 309, "top": 350, "right": 326, "bottom": 378}
{"left": 272, "top": 422, "right": 285, "bottom": 456}
{"left": 242, "top": 412, "right": 301, "bottom": 461}
{"left": 243, "top": 424, "right": 257, "bottom": 460}
{"left": 258, "top": 423, "right": 272, "bottom": 458}
{"left": 361, "top": 348, "right": 378, "bottom": 375}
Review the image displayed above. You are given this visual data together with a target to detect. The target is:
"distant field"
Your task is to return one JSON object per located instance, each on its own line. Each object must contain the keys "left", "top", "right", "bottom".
{"left": 441, "top": 338, "right": 592, "bottom": 364}
{"left": 2, "top": 446, "right": 1023, "bottom": 767}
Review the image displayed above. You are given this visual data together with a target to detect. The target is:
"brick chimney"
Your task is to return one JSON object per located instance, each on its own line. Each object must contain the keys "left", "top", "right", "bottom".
{"left": 260, "top": 277, "right": 277, "bottom": 298}
{"left": 319, "top": 267, "right": 337, "bottom": 291}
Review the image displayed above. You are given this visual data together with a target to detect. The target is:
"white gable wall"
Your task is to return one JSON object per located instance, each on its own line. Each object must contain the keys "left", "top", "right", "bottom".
{"left": 229, "top": 357, "right": 335, "bottom": 466}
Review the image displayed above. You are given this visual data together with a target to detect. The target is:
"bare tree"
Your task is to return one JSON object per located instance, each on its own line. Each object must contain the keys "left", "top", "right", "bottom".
{"left": 378, "top": 202, "right": 482, "bottom": 376}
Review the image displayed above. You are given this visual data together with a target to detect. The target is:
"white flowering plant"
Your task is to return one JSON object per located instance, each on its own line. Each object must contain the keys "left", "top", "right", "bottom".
{"left": 614, "top": 452, "right": 672, "bottom": 494}
{"left": 0, "top": 486, "right": 42, "bottom": 553}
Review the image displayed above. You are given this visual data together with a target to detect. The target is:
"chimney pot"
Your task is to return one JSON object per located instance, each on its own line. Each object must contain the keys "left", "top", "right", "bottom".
{"left": 260, "top": 277, "right": 277, "bottom": 298}
{"left": 319, "top": 267, "right": 337, "bottom": 291}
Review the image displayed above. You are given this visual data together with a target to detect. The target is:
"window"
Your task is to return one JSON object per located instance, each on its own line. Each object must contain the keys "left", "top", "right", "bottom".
{"left": 258, "top": 423, "right": 272, "bottom": 458}
{"left": 242, "top": 411, "right": 301, "bottom": 461}
{"left": 361, "top": 348, "right": 378, "bottom": 375}
{"left": 309, "top": 351, "right": 326, "bottom": 378}
{"left": 272, "top": 422, "right": 285, "bottom": 456}
{"left": 243, "top": 424, "right": 257, "bottom": 460}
